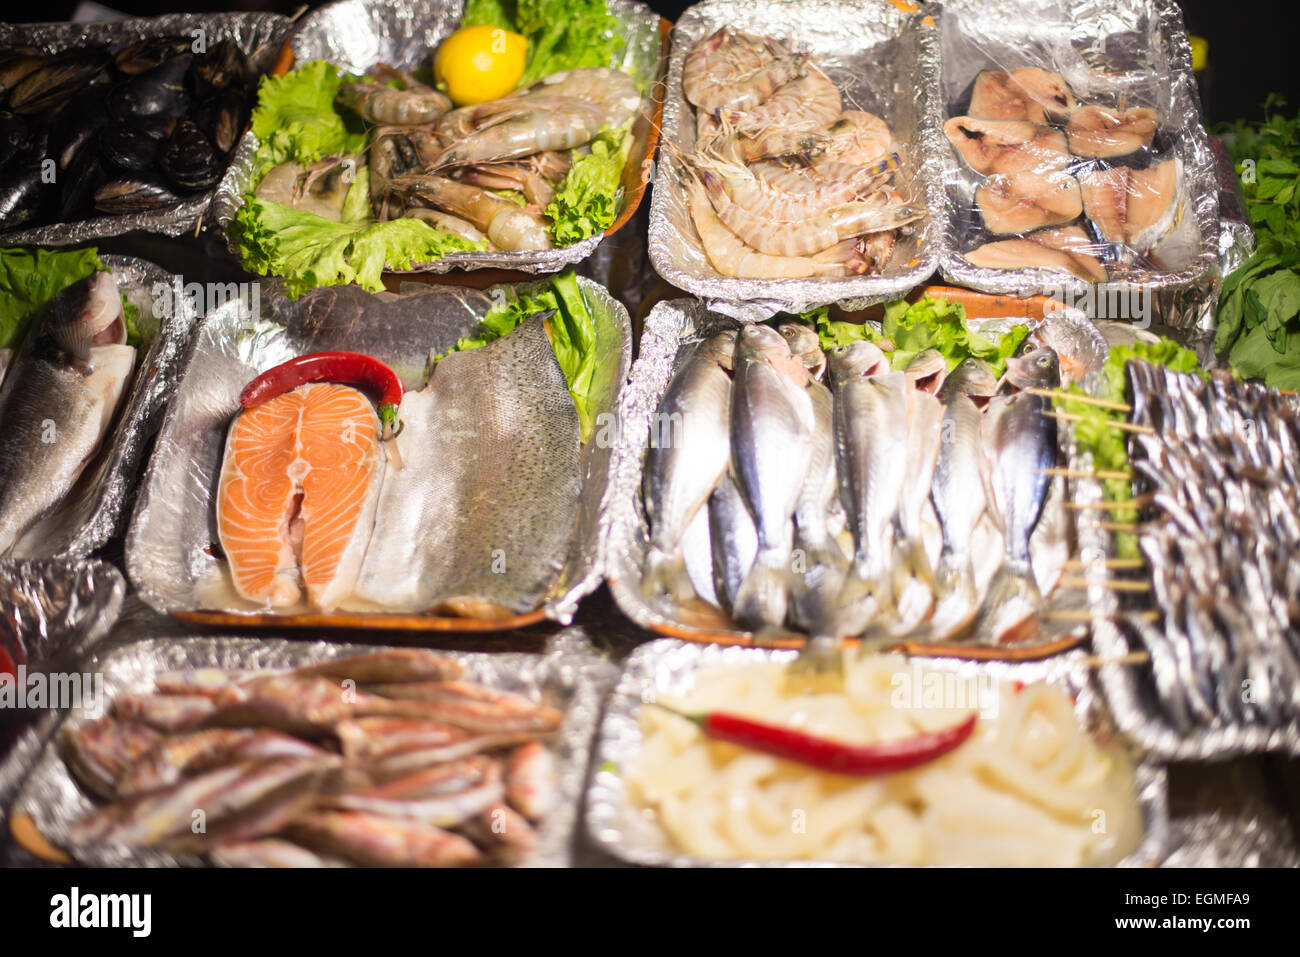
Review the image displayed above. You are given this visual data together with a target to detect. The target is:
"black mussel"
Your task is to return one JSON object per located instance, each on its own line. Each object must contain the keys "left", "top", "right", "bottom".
{"left": 93, "top": 176, "right": 180, "bottom": 215}
{"left": 113, "top": 36, "right": 193, "bottom": 76}
{"left": 192, "top": 39, "right": 250, "bottom": 95}
{"left": 106, "top": 53, "right": 191, "bottom": 121}
{"left": 8, "top": 48, "right": 111, "bottom": 116}
{"left": 0, "top": 165, "right": 46, "bottom": 229}
{"left": 158, "top": 119, "right": 221, "bottom": 191}
{"left": 98, "top": 122, "right": 163, "bottom": 174}
{"left": 51, "top": 91, "right": 110, "bottom": 169}
{"left": 58, "top": 143, "right": 106, "bottom": 219}
{"left": 0, "top": 51, "right": 44, "bottom": 101}
{"left": 0, "top": 109, "right": 30, "bottom": 168}
{"left": 197, "top": 86, "right": 248, "bottom": 154}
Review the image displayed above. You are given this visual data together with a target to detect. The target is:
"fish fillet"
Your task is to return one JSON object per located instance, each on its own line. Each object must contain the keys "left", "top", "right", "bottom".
{"left": 217, "top": 383, "right": 384, "bottom": 611}
{"left": 354, "top": 316, "right": 582, "bottom": 614}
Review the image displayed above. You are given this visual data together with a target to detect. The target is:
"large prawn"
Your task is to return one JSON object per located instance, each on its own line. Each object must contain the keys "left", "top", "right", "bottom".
{"left": 338, "top": 72, "right": 452, "bottom": 126}
{"left": 388, "top": 174, "right": 552, "bottom": 251}
{"left": 682, "top": 27, "right": 808, "bottom": 114}
{"left": 693, "top": 153, "right": 888, "bottom": 220}
{"left": 820, "top": 110, "right": 894, "bottom": 164}
{"left": 428, "top": 95, "right": 605, "bottom": 168}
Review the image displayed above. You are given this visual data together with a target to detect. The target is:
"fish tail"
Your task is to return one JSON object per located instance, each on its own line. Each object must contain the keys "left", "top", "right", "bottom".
{"left": 831, "top": 563, "right": 892, "bottom": 637}
{"left": 891, "top": 536, "right": 937, "bottom": 596}
{"left": 934, "top": 552, "right": 977, "bottom": 606}
{"left": 731, "top": 548, "right": 791, "bottom": 631}
{"left": 642, "top": 546, "right": 696, "bottom": 604}
{"left": 974, "top": 562, "right": 1044, "bottom": 644}
{"left": 789, "top": 548, "right": 848, "bottom": 636}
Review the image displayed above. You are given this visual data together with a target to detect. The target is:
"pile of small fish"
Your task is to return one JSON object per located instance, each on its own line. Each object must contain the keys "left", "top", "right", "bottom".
{"left": 56, "top": 649, "right": 561, "bottom": 866}
{"left": 256, "top": 63, "right": 641, "bottom": 251}
{"left": 641, "top": 320, "right": 1079, "bottom": 645}
{"left": 0, "top": 271, "right": 135, "bottom": 557}
{"left": 946, "top": 68, "right": 1187, "bottom": 281}
{"left": 1122, "top": 361, "right": 1300, "bottom": 729}
{"left": 675, "top": 27, "right": 923, "bottom": 279}
{"left": 0, "top": 38, "right": 255, "bottom": 230}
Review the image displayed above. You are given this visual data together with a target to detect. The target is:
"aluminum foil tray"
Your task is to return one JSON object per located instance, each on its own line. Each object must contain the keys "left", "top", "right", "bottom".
{"left": 4, "top": 256, "right": 198, "bottom": 559}
{"left": 935, "top": 0, "right": 1223, "bottom": 315}
{"left": 212, "top": 0, "right": 664, "bottom": 277}
{"left": 584, "top": 639, "right": 1169, "bottom": 867}
{"left": 647, "top": 0, "right": 945, "bottom": 321}
{"left": 11, "top": 632, "right": 616, "bottom": 867}
{"left": 603, "top": 297, "right": 1091, "bottom": 657}
{"left": 0, "top": 13, "right": 290, "bottom": 246}
{"left": 125, "top": 276, "right": 631, "bottom": 629}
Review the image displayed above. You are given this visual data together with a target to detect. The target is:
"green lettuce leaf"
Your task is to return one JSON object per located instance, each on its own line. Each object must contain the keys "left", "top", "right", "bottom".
{"left": 545, "top": 125, "right": 630, "bottom": 245}
{"left": 0, "top": 247, "right": 106, "bottom": 350}
{"left": 248, "top": 61, "right": 367, "bottom": 178}
{"left": 230, "top": 198, "right": 485, "bottom": 298}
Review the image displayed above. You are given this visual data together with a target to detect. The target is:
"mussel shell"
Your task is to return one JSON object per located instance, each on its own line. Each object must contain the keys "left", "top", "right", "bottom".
{"left": 0, "top": 52, "right": 44, "bottom": 100}
{"left": 113, "top": 36, "right": 193, "bottom": 76}
{"left": 8, "top": 49, "right": 110, "bottom": 116}
{"left": 0, "top": 165, "right": 46, "bottom": 229}
{"left": 106, "top": 53, "right": 191, "bottom": 121}
{"left": 93, "top": 176, "right": 180, "bottom": 215}
{"left": 0, "top": 109, "right": 30, "bottom": 168}
{"left": 196, "top": 87, "right": 248, "bottom": 154}
{"left": 98, "top": 123, "right": 163, "bottom": 174}
{"left": 192, "top": 39, "right": 250, "bottom": 96}
{"left": 51, "top": 89, "right": 110, "bottom": 168}
{"left": 158, "top": 119, "right": 222, "bottom": 191}
{"left": 58, "top": 144, "right": 106, "bottom": 219}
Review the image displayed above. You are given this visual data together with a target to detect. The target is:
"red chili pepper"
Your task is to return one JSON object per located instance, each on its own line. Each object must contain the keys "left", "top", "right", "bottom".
{"left": 0, "top": 645, "right": 16, "bottom": 681}
{"left": 662, "top": 706, "right": 977, "bottom": 776}
{"left": 239, "top": 351, "right": 405, "bottom": 439}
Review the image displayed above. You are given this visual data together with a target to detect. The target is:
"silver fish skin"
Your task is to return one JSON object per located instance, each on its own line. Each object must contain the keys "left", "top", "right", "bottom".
{"left": 929, "top": 390, "right": 988, "bottom": 612}
{"left": 354, "top": 315, "right": 582, "bottom": 614}
{"left": 790, "top": 378, "right": 848, "bottom": 634}
{"left": 708, "top": 473, "right": 757, "bottom": 612}
{"left": 831, "top": 366, "right": 909, "bottom": 631}
{"left": 777, "top": 322, "right": 827, "bottom": 381}
{"left": 729, "top": 325, "right": 815, "bottom": 630}
{"left": 827, "top": 340, "right": 888, "bottom": 386}
{"left": 211, "top": 838, "right": 345, "bottom": 868}
{"left": 975, "top": 348, "right": 1059, "bottom": 641}
{"left": 895, "top": 386, "right": 944, "bottom": 593}
{"left": 903, "top": 348, "right": 947, "bottom": 395}
{"left": 642, "top": 331, "right": 735, "bottom": 602}
{"left": 0, "top": 272, "right": 135, "bottom": 555}
{"left": 941, "top": 357, "right": 998, "bottom": 401}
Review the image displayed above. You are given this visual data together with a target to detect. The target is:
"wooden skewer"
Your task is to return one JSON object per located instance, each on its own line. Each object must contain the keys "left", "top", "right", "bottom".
{"left": 1056, "top": 576, "right": 1152, "bottom": 593}
{"left": 1098, "top": 520, "right": 1143, "bottom": 532}
{"left": 1025, "top": 387, "right": 1132, "bottom": 412}
{"left": 1043, "top": 410, "right": 1155, "bottom": 434}
{"left": 1061, "top": 557, "right": 1147, "bottom": 571}
{"left": 1047, "top": 609, "right": 1159, "bottom": 623}
{"left": 1078, "top": 651, "right": 1152, "bottom": 668}
{"left": 1064, "top": 493, "right": 1155, "bottom": 512}
{"left": 1040, "top": 467, "right": 1133, "bottom": 481}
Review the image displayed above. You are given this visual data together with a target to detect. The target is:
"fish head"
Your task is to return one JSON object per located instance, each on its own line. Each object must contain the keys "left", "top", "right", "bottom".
{"left": 697, "top": 328, "right": 738, "bottom": 370}
{"left": 827, "top": 339, "right": 887, "bottom": 386}
{"left": 735, "top": 323, "right": 791, "bottom": 362}
{"left": 942, "top": 357, "right": 999, "bottom": 401}
{"left": 777, "top": 322, "right": 827, "bottom": 380}
{"left": 44, "top": 271, "right": 125, "bottom": 359}
{"left": 903, "top": 348, "right": 947, "bottom": 395}
{"left": 1004, "top": 343, "right": 1061, "bottom": 390}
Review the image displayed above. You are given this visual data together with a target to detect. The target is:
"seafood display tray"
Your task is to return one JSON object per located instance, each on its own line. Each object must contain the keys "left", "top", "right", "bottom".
{"left": 126, "top": 276, "right": 632, "bottom": 630}
{"left": 0, "top": 13, "right": 290, "bottom": 247}
{"left": 211, "top": 0, "right": 667, "bottom": 277}
{"left": 603, "top": 296, "right": 1093, "bottom": 659}
{"left": 934, "top": 0, "right": 1223, "bottom": 309}
{"left": 4, "top": 256, "right": 198, "bottom": 560}
{"left": 648, "top": 0, "right": 946, "bottom": 321}
{"left": 584, "top": 639, "right": 1170, "bottom": 867}
{"left": 9, "top": 633, "right": 616, "bottom": 867}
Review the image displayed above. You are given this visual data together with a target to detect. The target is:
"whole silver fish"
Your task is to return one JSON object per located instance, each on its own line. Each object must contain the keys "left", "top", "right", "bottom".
{"left": 942, "top": 355, "right": 999, "bottom": 405}
{"left": 730, "top": 325, "right": 814, "bottom": 630}
{"left": 354, "top": 315, "right": 582, "bottom": 614}
{"left": 903, "top": 348, "right": 947, "bottom": 395}
{"left": 895, "top": 385, "right": 943, "bottom": 596}
{"left": 0, "top": 271, "right": 135, "bottom": 555}
{"left": 778, "top": 322, "right": 827, "bottom": 381}
{"left": 641, "top": 330, "right": 736, "bottom": 602}
{"left": 975, "top": 345, "right": 1060, "bottom": 642}
{"left": 708, "top": 473, "right": 757, "bottom": 613}
{"left": 790, "top": 378, "right": 848, "bottom": 634}
{"left": 829, "top": 342, "right": 907, "bottom": 634}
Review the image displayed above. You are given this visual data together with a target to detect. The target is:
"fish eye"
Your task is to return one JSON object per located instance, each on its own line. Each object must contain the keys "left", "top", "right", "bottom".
{"left": 1037, "top": 354, "right": 1052, "bottom": 366}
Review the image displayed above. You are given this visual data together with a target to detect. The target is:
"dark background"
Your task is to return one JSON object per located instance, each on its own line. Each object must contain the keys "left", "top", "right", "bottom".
{"left": 8, "top": 0, "right": 1296, "bottom": 126}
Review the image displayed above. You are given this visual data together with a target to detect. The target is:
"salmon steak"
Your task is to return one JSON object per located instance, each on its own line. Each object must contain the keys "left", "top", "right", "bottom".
{"left": 217, "top": 382, "right": 385, "bottom": 611}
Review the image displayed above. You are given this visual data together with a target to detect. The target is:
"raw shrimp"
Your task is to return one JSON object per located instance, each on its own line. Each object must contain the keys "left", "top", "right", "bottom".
{"left": 682, "top": 27, "right": 807, "bottom": 114}
{"left": 461, "top": 164, "right": 557, "bottom": 207}
{"left": 820, "top": 110, "right": 893, "bottom": 164}
{"left": 684, "top": 176, "right": 864, "bottom": 279}
{"left": 701, "top": 169, "right": 921, "bottom": 256}
{"left": 726, "top": 65, "right": 841, "bottom": 132}
{"left": 338, "top": 80, "right": 452, "bottom": 126}
{"left": 368, "top": 128, "right": 426, "bottom": 218}
{"left": 402, "top": 207, "right": 492, "bottom": 245}
{"left": 513, "top": 67, "right": 642, "bottom": 128}
{"left": 750, "top": 156, "right": 894, "bottom": 196}
{"left": 694, "top": 154, "right": 885, "bottom": 220}
{"left": 389, "top": 174, "right": 552, "bottom": 251}
{"left": 429, "top": 96, "right": 605, "bottom": 168}
{"left": 729, "top": 126, "right": 828, "bottom": 163}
